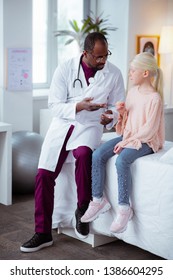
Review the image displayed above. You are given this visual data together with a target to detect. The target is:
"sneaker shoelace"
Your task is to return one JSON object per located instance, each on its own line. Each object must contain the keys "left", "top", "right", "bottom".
{"left": 28, "top": 233, "right": 42, "bottom": 246}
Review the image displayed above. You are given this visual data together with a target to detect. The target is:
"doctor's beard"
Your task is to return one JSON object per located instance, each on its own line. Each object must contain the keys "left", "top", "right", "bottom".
{"left": 91, "top": 63, "right": 105, "bottom": 71}
{"left": 95, "top": 63, "right": 105, "bottom": 70}
{"left": 87, "top": 60, "right": 106, "bottom": 71}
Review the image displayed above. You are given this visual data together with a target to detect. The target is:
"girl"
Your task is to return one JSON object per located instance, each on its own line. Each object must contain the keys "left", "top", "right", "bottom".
{"left": 81, "top": 52, "right": 165, "bottom": 233}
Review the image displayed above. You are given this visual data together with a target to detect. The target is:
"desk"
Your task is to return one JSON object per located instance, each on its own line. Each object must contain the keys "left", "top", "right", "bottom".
{"left": 0, "top": 122, "right": 12, "bottom": 205}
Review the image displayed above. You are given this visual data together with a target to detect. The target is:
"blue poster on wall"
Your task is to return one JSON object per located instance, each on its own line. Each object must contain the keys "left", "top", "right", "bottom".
{"left": 7, "top": 48, "right": 32, "bottom": 91}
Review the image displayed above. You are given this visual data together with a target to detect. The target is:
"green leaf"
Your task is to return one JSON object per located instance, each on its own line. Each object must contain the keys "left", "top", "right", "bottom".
{"left": 54, "top": 12, "right": 118, "bottom": 49}
{"left": 65, "top": 38, "right": 75, "bottom": 45}
{"left": 69, "top": 20, "right": 80, "bottom": 32}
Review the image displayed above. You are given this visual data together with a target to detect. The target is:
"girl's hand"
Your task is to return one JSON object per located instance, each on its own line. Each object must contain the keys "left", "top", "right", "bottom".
{"left": 115, "top": 101, "right": 126, "bottom": 115}
{"left": 114, "top": 143, "right": 123, "bottom": 154}
{"left": 100, "top": 110, "right": 113, "bottom": 125}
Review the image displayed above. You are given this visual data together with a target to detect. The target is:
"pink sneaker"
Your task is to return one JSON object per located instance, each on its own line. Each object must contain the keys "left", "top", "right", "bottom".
{"left": 81, "top": 198, "right": 111, "bottom": 223}
{"left": 110, "top": 206, "right": 133, "bottom": 233}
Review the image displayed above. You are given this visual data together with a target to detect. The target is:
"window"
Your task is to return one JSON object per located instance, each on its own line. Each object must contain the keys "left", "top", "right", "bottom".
{"left": 32, "top": 0, "right": 90, "bottom": 89}
{"left": 56, "top": 0, "right": 83, "bottom": 64}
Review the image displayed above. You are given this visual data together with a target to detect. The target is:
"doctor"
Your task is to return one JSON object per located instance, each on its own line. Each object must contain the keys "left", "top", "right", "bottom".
{"left": 20, "top": 32, "right": 125, "bottom": 253}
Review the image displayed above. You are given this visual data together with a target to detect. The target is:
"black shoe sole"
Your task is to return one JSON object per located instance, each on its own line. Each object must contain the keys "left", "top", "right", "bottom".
{"left": 74, "top": 228, "right": 89, "bottom": 239}
{"left": 20, "top": 240, "right": 53, "bottom": 253}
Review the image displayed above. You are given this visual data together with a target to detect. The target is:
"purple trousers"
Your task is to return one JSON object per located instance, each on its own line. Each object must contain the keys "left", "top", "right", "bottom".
{"left": 34, "top": 125, "right": 92, "bottom": 233}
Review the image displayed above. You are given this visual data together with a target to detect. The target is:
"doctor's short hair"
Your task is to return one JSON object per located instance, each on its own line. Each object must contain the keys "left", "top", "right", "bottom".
{"left": 84, "top": 32, "right": 108, "bottom": 52}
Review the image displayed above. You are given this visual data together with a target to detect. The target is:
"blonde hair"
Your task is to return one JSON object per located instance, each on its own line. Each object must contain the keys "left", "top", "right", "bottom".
{"left": 130, "top": 52, "right": 163, "bottom": 99}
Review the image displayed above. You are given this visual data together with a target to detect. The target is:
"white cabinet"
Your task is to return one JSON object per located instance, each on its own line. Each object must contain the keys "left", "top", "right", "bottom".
{"left": 164, "top": 107, "right": 173, "bottom": 142}
{"left": 0, "top": 122, "right": 12, "bottom": 205}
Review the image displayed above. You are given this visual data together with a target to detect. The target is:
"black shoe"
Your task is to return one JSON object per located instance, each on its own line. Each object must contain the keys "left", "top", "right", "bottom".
{"left": 75, "top": 205, "right": 89, "bottom": 239}
{"left": 20, "top": 233, "right": 53, "bottom": 253}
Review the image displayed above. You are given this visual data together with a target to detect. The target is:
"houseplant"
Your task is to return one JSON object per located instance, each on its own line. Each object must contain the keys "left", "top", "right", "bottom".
{"left": 54, "top": 12, "right": 117, "bottom": 52}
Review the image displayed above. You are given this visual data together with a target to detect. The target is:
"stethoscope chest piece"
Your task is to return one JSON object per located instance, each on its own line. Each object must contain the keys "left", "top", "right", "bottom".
{"left": 88, "top": 77, "right": 95, "bottom": 84}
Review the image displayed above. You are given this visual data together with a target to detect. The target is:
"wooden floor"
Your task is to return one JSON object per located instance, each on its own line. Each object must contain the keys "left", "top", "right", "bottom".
{"left": 0, "top": 194, "right": 164, "bottom": 260}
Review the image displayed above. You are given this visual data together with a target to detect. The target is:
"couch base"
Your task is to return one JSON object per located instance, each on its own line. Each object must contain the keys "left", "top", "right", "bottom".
{"left": 57, "top": 227, "right": 117, "bottom": 247}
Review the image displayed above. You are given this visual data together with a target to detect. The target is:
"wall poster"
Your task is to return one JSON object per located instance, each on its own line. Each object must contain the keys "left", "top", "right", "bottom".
{"left": 7, "top": 48, "right": 32, "bottom": 91}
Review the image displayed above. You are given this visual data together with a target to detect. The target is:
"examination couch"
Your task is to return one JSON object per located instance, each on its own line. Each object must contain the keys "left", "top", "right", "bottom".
{"left": 51, "top": 132, "right": 173, "bottom": 260}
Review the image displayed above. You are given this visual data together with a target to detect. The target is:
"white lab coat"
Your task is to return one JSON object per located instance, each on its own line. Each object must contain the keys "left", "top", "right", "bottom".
{"left": 38, "top": 55, "right": 125, "bottom": 171}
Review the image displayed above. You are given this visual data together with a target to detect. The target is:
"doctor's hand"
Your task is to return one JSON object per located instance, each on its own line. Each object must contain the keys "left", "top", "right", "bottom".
{"left": 76, "top": 97, "right": 107, "bottom": 112}
{"left": 100, "top": 110, "right": 113, "bottom": 125}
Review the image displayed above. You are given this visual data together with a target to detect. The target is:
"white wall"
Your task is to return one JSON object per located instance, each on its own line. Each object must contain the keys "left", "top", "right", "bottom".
{"left": 0, "top": 0, "right": 33, "bottom": 132}
{"left": 96, "top": 0, "right": 130, "bottom": 87}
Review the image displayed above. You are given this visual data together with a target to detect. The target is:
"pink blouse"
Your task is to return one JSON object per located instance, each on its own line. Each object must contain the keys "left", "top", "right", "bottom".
{"left": 116, "top": 86, "right": 165, "bottom": 152}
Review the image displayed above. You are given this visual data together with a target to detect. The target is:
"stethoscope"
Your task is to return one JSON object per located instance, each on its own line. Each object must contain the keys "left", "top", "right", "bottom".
{"left": 73, "top": 55, "right": 83, "bottom": 88}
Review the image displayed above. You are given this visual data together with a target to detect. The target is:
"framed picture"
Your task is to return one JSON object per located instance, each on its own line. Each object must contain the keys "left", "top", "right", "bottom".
{"left": 136, "top": 35, "right": 160, "bottom": 65}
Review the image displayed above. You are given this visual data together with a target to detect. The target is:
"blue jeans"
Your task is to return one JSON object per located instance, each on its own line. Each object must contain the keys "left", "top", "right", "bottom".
{"left": 92, "top": 136, "right": 153, "bottom": 205}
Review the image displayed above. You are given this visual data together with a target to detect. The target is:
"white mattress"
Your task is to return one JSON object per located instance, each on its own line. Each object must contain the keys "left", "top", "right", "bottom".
{"left": 52, "top": 137, "right": 173, "bottom": 260}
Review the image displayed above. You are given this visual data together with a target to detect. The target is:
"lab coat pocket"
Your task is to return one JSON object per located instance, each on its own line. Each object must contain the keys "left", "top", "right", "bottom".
{"left": 85, "top": 86, "right": 109, "bottom": 104}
